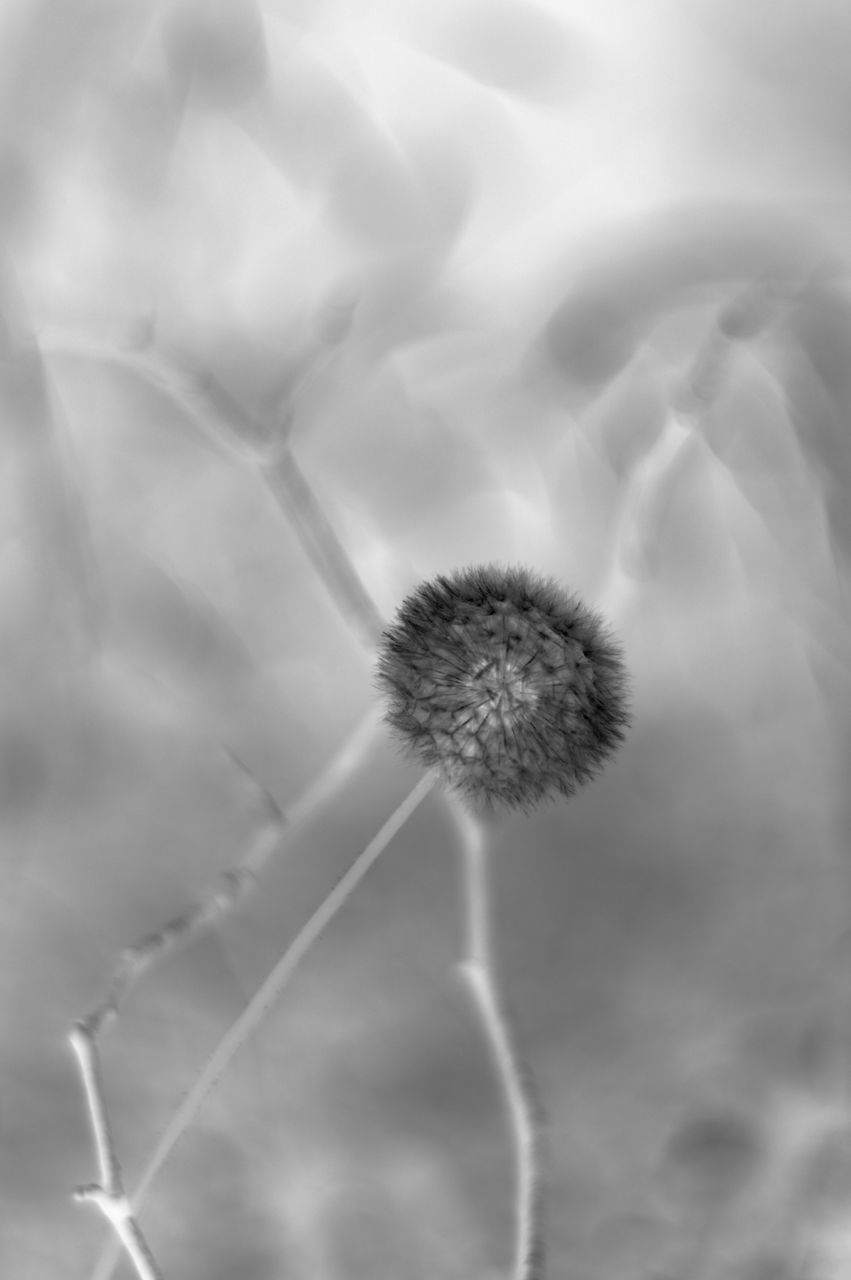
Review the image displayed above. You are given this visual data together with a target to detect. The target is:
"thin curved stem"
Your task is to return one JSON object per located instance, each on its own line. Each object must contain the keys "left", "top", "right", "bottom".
{"left": 89, "top": 768, "right": 437, "bottom": 1280}
{"left": 450, "top": 800, "right": 544, "bottom": 1280}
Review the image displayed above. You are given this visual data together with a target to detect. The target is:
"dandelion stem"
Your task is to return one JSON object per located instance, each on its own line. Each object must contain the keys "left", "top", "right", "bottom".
{"left": 81, "top": 709, "right": 383, "bottom": 1280}
{"left": 451, "top": 799, "right": 544, "bottom": 1280}
{"left": 89, "top": 769, "right": 437, "bottom": 1280}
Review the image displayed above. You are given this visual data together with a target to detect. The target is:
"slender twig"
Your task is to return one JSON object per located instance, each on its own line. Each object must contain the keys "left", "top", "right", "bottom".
{"left": 138, "top": 769, "right": 435, "bottom": 1189}
{"left": 0, "top": 319, "right": 103, "bottom": 655}
{"left": 41, "top": 297, "right": 353, "bottom": 464}
{"left": 450, "top": 799, "right": 544, "bottom": 1280}
{"left": 82, "top": 784, "right": 282, "bottom": 1043}
{"left": 76, "top": 708, "right": 381, "bottom": 1280}
{"left": 88, "top": 769, "right": 437, "bottom": 1280}
{"left": 271, "top": 704, "right": 384, "bottom": 831}
{"left": 42, "top": 332, "right": 385, "bottom": 650}
{"left": 89, "top": 708, "right": 383, "bottom": 1032}
{"left": 261, "top": 447, "right": 386, "bottom": 649}
{"left": 41, "top": 334, "right": 263, "bottom": 463}
{"left": 599, "top": 273, "right": 805, "bottom": 616}
{"left": 69, "top": 1025, "right": 163, "bottom": 1280}
{"left": 70, "top": 744, "right": 285, "bottom": 1280}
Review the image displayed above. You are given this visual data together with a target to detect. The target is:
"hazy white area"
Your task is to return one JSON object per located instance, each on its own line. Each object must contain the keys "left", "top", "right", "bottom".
{"left": 2, "top": 1, "right": 851, "bottom": 1277}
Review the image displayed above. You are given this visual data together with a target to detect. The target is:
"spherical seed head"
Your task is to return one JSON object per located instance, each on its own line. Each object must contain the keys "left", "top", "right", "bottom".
{"left": 375, "top": 564, "right": 631, "bottom": 814}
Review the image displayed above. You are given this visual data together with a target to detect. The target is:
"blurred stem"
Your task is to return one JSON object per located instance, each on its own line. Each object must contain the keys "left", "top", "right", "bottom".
{"left": 42, "top": 333, "right": 385, "bottom": 650}
{"left": 452, "top": 800, "right": 544, "bottom": 1280}
{"left": 0, "top": 296, "right": 101, "bottom": 660}
{"left": 262, "top": 446, "right": 385, "bottom": 650}
{"left": 90, "top": 768, "right": 437, "bottom": 1280}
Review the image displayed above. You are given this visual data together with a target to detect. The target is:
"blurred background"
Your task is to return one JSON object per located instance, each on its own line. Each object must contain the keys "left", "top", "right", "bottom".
{"left": 3, "top": 0, "right": 851, "bottom": 1276}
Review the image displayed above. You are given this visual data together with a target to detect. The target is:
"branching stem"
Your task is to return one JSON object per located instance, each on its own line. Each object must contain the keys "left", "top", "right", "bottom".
{"left": 70, "top": 1024, "right": 163, "bottom": 1280}
{"left": 87, "top": 765, "right": 435, "bottom": 1280}
{"left": 74, "top": 711, "right": 381, "bottom": 1280}
{"left": 131, "top": 768, "right": 437, "bottom": 1202}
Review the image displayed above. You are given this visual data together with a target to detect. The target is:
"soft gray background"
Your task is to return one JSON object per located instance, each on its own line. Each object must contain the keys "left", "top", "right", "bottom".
{"left": 2, "top": 1, "right": 851, "bottom": 1277}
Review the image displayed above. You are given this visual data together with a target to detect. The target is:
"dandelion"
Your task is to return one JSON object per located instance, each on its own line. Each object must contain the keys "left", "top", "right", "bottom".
{"left": 375, "top": 564, "right": 631, "bottom": 813}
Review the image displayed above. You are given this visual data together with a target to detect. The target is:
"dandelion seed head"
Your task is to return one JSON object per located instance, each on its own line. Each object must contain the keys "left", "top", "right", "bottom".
{"left": 375, "top": 564, "right": 631, "bottom": 813}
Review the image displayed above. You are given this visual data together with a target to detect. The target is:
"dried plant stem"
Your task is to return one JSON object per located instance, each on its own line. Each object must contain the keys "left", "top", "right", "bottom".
{"left": 262, "top": 447, "right": 386, "bottom": 649}
{"left": 41, "top": 335, "right": 266, "bottom": 463}
{"left": 43, "top": 333, "right": 385, "bottom": 650}
{"left": 90, "top": 767, "right": 436, "bottom": 1280}
{"left": 75, "top": 710, "right": 381, "bottom": 1280}
{"left": 71, "top": 757, "right": 283, "bottom": 1280}
{"left": 83, "top": 708, "right": 380, "bottom": 1039}
{"left": 134, "top": 770, "right": 436, "bottom": 1193}
{"left": 599, "top": 272, "right": 808, "bottom": 616}
{"left": 451, "top": 800, "right": 543, "bottom": 1280}
{"left": 69, "top": 1025, "right": 163, "bottom": 1280}
{"left": 83, "top": 791, "right": 283, "bottom": 1044}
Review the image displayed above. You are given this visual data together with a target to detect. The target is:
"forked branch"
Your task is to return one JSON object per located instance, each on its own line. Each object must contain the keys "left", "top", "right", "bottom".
{"left": 73, "top": 710, "right": 382, "bottom": 1280}
{"left": 70, "top": 1022, "right": 163, "bottom": 1280}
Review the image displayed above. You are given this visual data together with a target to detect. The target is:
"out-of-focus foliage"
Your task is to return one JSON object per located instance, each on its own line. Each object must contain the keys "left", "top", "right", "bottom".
{"left": 1, "top": 1, "right": 851, "bottom": 1278}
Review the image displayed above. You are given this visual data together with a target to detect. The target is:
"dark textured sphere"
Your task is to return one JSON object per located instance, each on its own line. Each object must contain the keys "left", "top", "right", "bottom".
{"left": 375, "top": 564, "right": 631, "bottom": 813}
